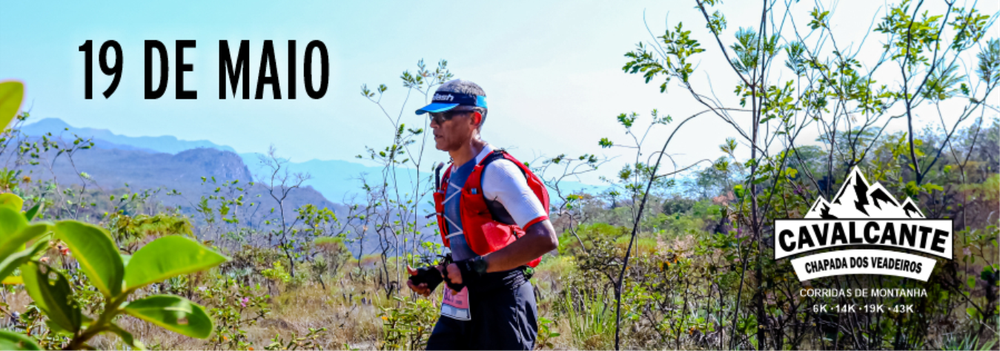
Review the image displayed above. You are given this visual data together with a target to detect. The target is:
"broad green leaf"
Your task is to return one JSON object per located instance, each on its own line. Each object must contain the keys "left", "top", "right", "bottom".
{"left": 0, "top": 193, "right": 24, "bottom": 212}
{"left": 46, "top": 313, "right": 91, "bottom": 336}
{"left": 0, "top": 223, "right": 52, "bottom": 263}
{"left": 21, "top": 262, "right": 81, "bottom": 333}
{"left": 123, "top": 295, "right": 212, "bottom": 339}
{"left": 54, "top": 221, "right": 123, "bottom": 297}
{"left": 966, "top": 306, "right": 980, "bottom": 318}
{"left": 0, "top": 207, "right": 27, "bottom": 238}
{"left": 110, "top": 323, "right": 146, "bottom": 350}
{"left": 0, "top": 240, "right": 48, "bottom": 283}
{"left": 125, "top": 236, "right": 227, "bottom": 291}
{"left": 0, "top": 81, "right": 24, "bottom": 130}
{"left": 23, "top": 203, "right": 42, "bottom": 221}
{"left": 46, "top": 320, "right": 73, "bottom": 336}
{"left": 923, "top": 183, "right": 944, "bottom": 193}
{"left": 752, "top": 175, "right": 770, "bottom": 184}
{"left": 0, "top": 330, "right": 40, "bottom": 350}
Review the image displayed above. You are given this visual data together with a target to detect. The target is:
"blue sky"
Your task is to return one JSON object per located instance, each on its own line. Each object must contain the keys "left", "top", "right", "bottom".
{"left": 1, "top": 0, "right": 997, "bottom": 185}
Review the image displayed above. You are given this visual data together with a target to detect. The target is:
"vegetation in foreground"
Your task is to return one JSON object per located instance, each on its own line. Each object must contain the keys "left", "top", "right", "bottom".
{"left": 0, "top": 0, "right": 997, "bottom": 349}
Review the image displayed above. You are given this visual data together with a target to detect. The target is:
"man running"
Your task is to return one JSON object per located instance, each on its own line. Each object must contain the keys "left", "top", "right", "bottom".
{"left": 406, "top": 79, "right": 558, "bottom": 350}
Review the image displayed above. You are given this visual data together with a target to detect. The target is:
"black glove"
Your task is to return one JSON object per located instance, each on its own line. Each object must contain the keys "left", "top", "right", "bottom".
{"left": 439, "top": 254, "right": 463, "bottom": 292}
{"left": 408, "top": 254, "right": 450, "bottom": 293}
{"left": 408, "top": 266, "right": 444, "bottom": 292}
{"left": 443, "top": 275, "right": 465, "bottom": 292}
{"left": 446, "top": 256, "right": 487, "bottom": 291}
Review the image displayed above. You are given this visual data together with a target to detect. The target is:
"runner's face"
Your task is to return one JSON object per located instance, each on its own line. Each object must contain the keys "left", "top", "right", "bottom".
{"left": 430, "top": 110, "right": 479, "bottom": 151}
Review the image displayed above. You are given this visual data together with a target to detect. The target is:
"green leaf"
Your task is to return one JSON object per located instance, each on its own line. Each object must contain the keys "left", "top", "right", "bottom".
{"left": 46, "top": 319, "right": 74, "bottom": 336}
{"left": 0, "top": 330, "right": 41, "bottom": 350}
{"left": 785, "top": 168, "right": 798, "bottom": 178}
{"left": 47, "top": 313, "right": 93, "bottom": 335}
{"left": 0, "top": 223, "right": 52, "bottom": 263}
{"left": 0, "top": 207, "right": 27, "bottom": 238}
{"left": 966, "top": 306, "right": 981, "bottom": 319}
{"left": 904, "top": 181, "right": 920, "bottom": 197}
{"left": 21, "top": 262, "right": 81, "bottom": 333}
{"left": 0, "top": 81, "right": 24, "bottom": 130}
{"left": 125, "top": 236, "right": 228, "bottom": 291}
{"left": 752, "top": 175, "right": 771, "bottom": 184}
{"left": 54, "top": 221, "right": 123, "bottom": 297}
{"left": 110, "top": 323, "right": 146, "bottom": 350}
{"left": 0, "top": 240, "right": 48, "bottom": 283}
{"left": 123, "top": 295, "right": 213, "bottom": 339}
{"left": 0, "top": 193, "right": 24, "bottom": 212}
{"left": 23, "top": 203, "right": 42, "bottom": 221}
{"left": 922, "top": 183, "right": 944, "bottom": 193}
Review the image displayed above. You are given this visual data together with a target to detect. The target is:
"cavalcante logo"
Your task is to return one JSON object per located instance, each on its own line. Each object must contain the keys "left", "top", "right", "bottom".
{"left": 775, "top": 167, "right": 953, "bottom": 282}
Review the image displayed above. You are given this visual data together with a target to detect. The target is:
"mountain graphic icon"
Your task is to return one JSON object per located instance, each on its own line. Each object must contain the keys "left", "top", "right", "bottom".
{"left": 806, "top": 167, "right": 924, "bottom": 219}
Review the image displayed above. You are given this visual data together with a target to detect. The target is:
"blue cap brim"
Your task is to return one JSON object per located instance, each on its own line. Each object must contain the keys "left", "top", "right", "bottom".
{"left": 415, "top": 102, "right": 460, "bottom": 115}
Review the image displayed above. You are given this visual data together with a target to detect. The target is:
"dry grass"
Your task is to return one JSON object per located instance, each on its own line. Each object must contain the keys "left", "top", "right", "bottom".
{"left": 86, "top": 279, "right": 387, "bottom": 349}
{"left": 1, "top": 269, "right": 399, "bottom": 350}
{"left": 3, "top": 260, "right": 592, "bottom": 350}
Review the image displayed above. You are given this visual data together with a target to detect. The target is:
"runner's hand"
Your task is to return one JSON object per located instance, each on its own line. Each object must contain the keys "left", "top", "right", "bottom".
{"left": 444, "top": 263, "right": 462, "bottom": 293}
{"left": 406, "top": 265, "right": 431, "bottom": 296}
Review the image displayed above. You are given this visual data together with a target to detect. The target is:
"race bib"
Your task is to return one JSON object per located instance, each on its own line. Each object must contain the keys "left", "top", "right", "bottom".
{"left": 440, "top": 287, "right": 471, "bottom": 321}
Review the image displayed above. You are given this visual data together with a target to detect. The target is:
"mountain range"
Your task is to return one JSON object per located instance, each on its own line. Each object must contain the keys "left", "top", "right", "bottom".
{"left": 19, "top": 118, "right": 603, "bottom": 203}
{"left": 10, "top": 134, "right": 338, "bottom": 215}
{"left": 806, "top": 167, "right": 924, "bottom": 219}
{"left": 20, "top": 118, "right": 413, "bottom": 203}
{"left": 8, "top": 117, "right": 610, "bottom": 256}
{"left": 21, "top": 118, "right": 237, "bottom": 154}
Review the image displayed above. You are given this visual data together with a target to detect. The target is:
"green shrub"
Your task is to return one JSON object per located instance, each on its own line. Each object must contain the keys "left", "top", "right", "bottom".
{"left": 377, "top": 295, "right": 437, "bottom": 350}
{"left": 0, "top": 195, "right": 228, "bottom": 349}
{"left": 199, "top": 276, "right": 271, "bottom": 350}
{"left": 560, "top": 288, "right": 615, "bottom": 350}
{"left": 262, "top": 261, "right": 292, "bottom": 284}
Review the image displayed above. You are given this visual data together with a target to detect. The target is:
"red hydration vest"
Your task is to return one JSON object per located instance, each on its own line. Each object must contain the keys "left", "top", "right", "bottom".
{"left": 433, "top": 149, "right": 550, "bottom": 268}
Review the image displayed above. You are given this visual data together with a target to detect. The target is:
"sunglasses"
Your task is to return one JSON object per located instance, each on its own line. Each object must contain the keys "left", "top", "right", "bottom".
{"left": 429, "top": 110, "right": 475, "bottom": 125}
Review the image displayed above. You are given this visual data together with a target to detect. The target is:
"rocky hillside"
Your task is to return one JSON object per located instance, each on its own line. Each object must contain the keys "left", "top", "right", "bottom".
{"left": 12, "top": 144, "right": 338, "bottom": 212}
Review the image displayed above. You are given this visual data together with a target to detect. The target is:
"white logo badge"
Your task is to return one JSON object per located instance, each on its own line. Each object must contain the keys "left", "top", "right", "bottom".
{"left": 775, "top": 167, "right": 953, "bottom": 282}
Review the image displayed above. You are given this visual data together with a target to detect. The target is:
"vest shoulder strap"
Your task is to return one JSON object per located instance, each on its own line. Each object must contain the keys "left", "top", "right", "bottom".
{"left": 439, "top": 163, "right": 454, "bottom": 192}
{"left": 475, "top": 149, "right": 527, "bottom": 179}
{"left": 464, "top": 150, "right": 535, "bottom": 220}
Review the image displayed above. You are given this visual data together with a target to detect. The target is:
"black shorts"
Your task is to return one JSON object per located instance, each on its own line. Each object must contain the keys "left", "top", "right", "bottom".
{"left": 426, "top": 270, "right": 538, "bottom": 350}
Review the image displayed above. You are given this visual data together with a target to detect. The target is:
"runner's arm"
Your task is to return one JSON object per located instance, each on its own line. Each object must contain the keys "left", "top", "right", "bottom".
{"left": 444, "top": 219, "right": 556, "bottom": 281}
{"left": 483, "top": 219, "right": 557, "bottom": 273}
{"left": 478, "top": 160, "right": 557, "bottom": 272}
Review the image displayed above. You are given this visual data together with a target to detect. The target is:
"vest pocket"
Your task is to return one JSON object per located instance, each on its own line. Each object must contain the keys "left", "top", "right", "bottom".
{"left": 478, "top": 222, "right": 518, "bottom": 254}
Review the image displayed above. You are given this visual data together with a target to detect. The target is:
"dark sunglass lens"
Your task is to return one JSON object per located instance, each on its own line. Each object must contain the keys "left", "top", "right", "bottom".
{"left": 429, "top": 110, "right": 472, "bottom": 124}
